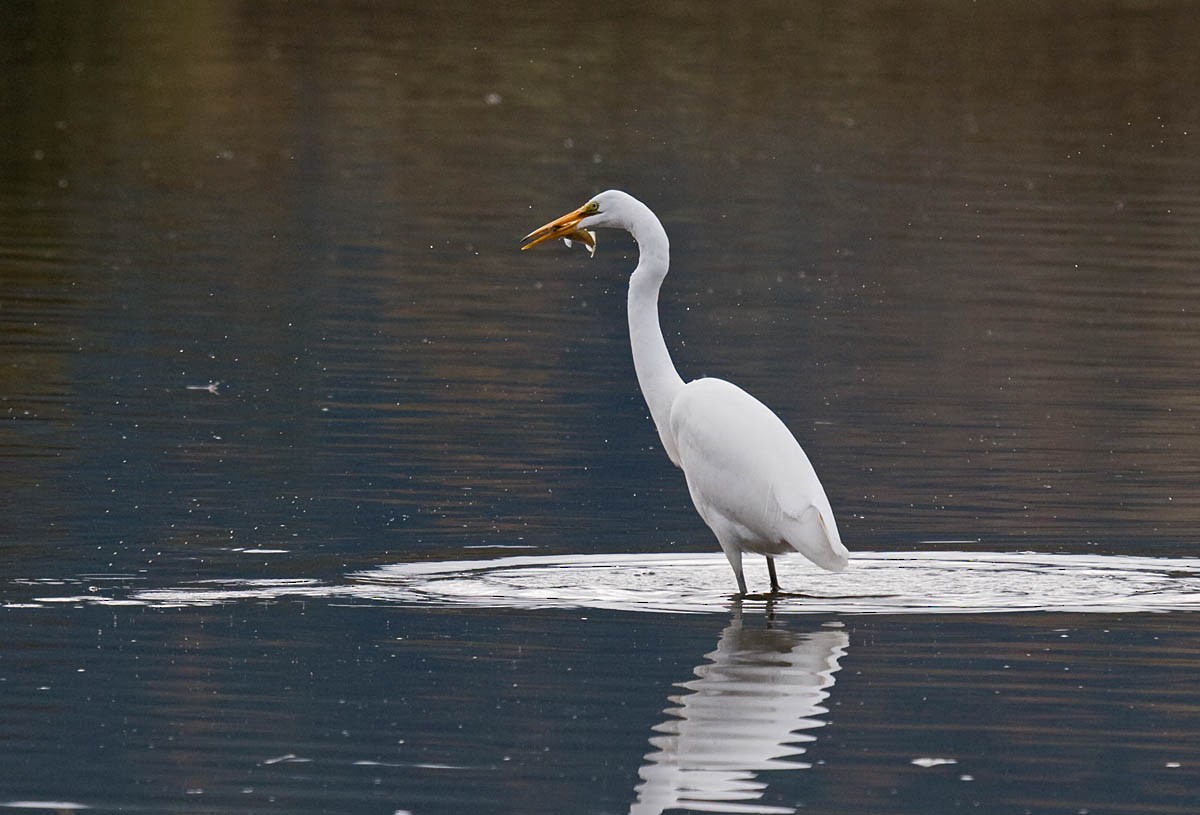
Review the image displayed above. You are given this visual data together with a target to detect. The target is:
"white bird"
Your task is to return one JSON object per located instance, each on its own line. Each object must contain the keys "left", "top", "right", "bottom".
{"left": 522, "top": 190, "right": 848, "bottom": 595}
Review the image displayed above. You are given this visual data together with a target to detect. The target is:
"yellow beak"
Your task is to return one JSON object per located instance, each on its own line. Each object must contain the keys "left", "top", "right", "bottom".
{"left": 521, "top": 205, "right": 597, "bottom": 254}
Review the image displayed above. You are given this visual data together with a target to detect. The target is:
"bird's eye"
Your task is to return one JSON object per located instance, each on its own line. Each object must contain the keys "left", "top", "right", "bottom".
{"left": 585, "top": 201, "right": 599, "bottom": 213}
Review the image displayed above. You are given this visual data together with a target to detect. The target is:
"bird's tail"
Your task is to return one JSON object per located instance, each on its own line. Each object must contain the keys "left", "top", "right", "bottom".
{"left": 785, "top": 506, "right": 850, "bottom": 572}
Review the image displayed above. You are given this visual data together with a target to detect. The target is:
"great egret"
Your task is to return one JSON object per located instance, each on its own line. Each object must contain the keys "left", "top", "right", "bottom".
{"left": 522, "top": 190, "right": 849, "bottom": 595}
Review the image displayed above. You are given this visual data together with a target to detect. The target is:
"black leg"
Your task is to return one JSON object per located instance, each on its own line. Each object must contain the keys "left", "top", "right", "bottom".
{"left": 767, "top": 557, "right": 780, "bottom": 593}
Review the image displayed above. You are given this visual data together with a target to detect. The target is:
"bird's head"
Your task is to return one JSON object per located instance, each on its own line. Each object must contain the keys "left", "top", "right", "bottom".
{"left": 521, "top": 190, "right": 636, "bottom": 258}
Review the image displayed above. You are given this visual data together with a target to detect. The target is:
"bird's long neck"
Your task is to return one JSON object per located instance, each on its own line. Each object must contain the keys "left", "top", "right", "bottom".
{"left": 626, "top": 208, "right": 686, "bottom": 461}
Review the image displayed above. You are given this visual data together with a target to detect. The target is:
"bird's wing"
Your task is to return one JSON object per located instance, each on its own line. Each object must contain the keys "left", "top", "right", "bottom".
{"left": 671, "top": 379, "right": 849, "bottom": 571}
{"left": 670, "top": 378, "right": 796, "bottom": 518}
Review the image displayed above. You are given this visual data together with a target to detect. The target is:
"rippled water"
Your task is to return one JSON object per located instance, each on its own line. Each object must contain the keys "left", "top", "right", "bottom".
{"left": 33, "top": 551, "right": 1197, "bottom": 616}
{"left": 4, "top": 1, "right": 1200, "bottom": 813}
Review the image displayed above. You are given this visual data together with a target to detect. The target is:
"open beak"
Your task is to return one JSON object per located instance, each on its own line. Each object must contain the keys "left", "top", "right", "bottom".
{"left": 521, "top": 205, "right": 597, "bottom": 255}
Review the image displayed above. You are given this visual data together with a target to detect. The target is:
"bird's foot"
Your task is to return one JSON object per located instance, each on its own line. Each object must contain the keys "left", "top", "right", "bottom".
{"left": 740, "top": 590, "right": 831, "bottom": 601}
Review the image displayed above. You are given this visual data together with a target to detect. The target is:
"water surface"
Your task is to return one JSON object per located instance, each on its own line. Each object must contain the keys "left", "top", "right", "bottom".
{"left": 3, "top": 1, "right": 1200, "bottom": 813}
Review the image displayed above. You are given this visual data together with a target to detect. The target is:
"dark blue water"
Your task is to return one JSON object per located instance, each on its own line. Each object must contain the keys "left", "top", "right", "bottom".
{"left": 5, "top": 601, "right": 1199, "bottom": 814}
{"left": 4, "top": 1, "right": 1200, "bottom": 812}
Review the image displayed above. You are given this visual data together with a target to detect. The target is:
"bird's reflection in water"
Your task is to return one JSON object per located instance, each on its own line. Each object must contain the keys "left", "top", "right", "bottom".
{"left": 629, "top": 606, "right": 849, "bottom": 815}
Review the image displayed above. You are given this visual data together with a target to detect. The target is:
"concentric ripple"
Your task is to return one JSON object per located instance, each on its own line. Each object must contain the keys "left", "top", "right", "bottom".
{"left": 107, "top": 551, "right": 1200, "bottom": 614}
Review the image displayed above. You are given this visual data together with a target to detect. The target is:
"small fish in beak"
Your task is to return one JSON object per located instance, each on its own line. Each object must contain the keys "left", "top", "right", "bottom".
{"left": 562, "top": 229, "right": 597, "bottom": 257}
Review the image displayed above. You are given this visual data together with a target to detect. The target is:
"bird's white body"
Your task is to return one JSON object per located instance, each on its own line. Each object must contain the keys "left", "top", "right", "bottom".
{"left": 524, "top": 189, "right": 849, "bottom": 594}
{"left": 671, "top": 377, "right": 848, "bottom": 579}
